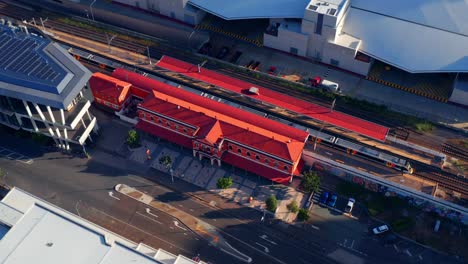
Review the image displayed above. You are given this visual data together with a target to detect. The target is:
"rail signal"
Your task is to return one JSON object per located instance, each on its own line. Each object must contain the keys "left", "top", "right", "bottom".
{"left": 386, "top": 162, "right": 395, "bottom": 168}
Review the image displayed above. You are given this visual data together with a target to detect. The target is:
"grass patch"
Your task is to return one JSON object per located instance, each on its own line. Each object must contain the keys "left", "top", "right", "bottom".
{"left": 414, "top": 122, "right": 434, "bottom": 133}
{"left": 391, "top": 217, "right": 415, "bottom": 232}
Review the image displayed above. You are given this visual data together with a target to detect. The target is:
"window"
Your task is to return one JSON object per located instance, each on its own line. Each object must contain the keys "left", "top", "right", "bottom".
{"left": 166, "top": 121, "right": 171, "bottom": 127}
{"left": 330, "top": 59, "right": 340, "bottom": 66}
{"left": 150, "top": 116, "right": 155, "bottom": 121}
{"left": 158, "top": 119, "right": 162, "bottom": 124}
{"left": 183, "top": 128, "right": 187, "bottom": 133}
{"left": 274, "top": 161, "right": 279, "bottom": 168}
{"left": 206, "top": 146, "right": 211, "bottom": 152}
{"left": 228, "top": 145, "right": 233, "bottom": 150}
{"left": 195, "top": 143, "right": 199, "bottom": 148}
{"left": 284, "top": 165, "right": 289, "bottom": 171}
{"left": 290, "top": 47, "right": 298, "bottom": 55}
{"left": 256, "top": 155, "right": 260, "bottom": 160}
{"left": 315, "top": 13, "right": 323, "bottom": 35}
{"left": 175, "top": 125, "right": 179, "bottom": 130}
{"left": 265, "top": 158, "right": 269, "bottom": 164}
{"left": 246, "top": 152, "right": 251, "bottom": 157}
{"left": 237, "top": 148, "right": 242, "bottom": 154}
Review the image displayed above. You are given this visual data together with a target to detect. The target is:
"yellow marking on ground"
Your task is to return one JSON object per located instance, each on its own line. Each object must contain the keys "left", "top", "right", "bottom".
{"left": 335, "top": 159, "right": 345, "bottom": 164}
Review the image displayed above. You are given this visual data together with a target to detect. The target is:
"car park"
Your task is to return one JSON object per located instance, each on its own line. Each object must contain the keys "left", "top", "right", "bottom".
{"left": 382, "top": 234, "right": 397, "bottom": 245}
{"left": 344, "top": 198, "right": 355, "bottom": 213}
{"left": 328, "top": 194, "right": 338, "bottom": 207}
{"left": 319, "top": 191, "right": 329, "bottom": 204}
{"left": 373, "top": 224, "right": 389, "bottom": 235}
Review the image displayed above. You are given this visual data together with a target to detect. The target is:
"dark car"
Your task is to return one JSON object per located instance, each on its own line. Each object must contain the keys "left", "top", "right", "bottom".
{"left": 319, "top": 191, "right": 329, "bottom": 204}
{"left": 216, "top": 47, "right": 230, "bottom": 59}
{"left": 328, "top": 194, "right": 338, "bottom": 207}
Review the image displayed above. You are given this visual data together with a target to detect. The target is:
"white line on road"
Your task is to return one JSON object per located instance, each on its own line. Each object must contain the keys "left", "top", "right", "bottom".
{"left": 393, "top": 244, "right": 400, "bottom": 252}
{"left": 136, "top": 211, "right": 162, "bottom": 224}
{"left": 260, "top": 235, "right": 277, "bottom": 245}
{"left": 310, "top": 225, "right": 320, "bottom": 230}
{"left": 173, "top": 221, "right": 187, "bottom": 231}
{"left": 325, "top": 152, "right": 333, "bottom": 156}
{"left": 418, "top": 255, "right": 423, "bottom": 260}
{"left": 255, "top": 242, "right": 270, "bottom": 253}
{"left": 350, "top": 240, "right": 355, "bottom": 249}
{"left": 145, "top": 208, "right": 159, "bottom": 218}
{"left": 108, "top": 191, "right": 120, "bottom": 200}
{"left": 405, "top": 249, "right": 412, "bottom": 257}
{"left": 221, "top": 241, "right": 253, "bottom": 263}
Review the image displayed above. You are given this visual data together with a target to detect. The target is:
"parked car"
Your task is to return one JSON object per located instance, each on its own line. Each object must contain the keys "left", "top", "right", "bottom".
{"left": 319, "top": 191, "right": 329, "bottom": 204}
{"left": 320, "top": 79, "right": 340, "bottom": 93}
{"left": 328, "top": 194, "right": 338, "bottom": 207}
{"left": 372, "top": 224, "right": 389, "bottom": 235}
{"left": 344, "top": 198, "right": 355, "bottom": 213}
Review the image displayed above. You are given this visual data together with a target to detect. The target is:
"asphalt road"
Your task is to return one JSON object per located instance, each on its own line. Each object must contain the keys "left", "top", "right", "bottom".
{"left": 0, "top": 130, "right": 342, "bottom": 264}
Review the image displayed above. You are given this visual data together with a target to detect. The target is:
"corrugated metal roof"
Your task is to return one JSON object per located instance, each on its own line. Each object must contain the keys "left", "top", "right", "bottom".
{"left": 188, "top": 0, "right": 310, "bottom": 20}
{"left": 343, "top": 6, "right": 468, "bottom": 73}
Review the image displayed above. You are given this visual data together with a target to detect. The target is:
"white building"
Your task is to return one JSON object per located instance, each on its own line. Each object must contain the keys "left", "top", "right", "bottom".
{"left": 0, "top": 187, "right": 202, "bottom": 264}
{"left": 0, "top": 20, "right": 98, "bottom": 150}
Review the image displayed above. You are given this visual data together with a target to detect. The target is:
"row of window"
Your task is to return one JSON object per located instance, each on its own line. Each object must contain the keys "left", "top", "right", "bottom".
{"left": 141, "top": 111, "right": 192, "bottom": 135}
{"left": 228, "top": 144, "right": 289, "bottom": 171}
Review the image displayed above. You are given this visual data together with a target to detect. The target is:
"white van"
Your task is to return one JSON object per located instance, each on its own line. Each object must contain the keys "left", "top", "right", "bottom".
{"left": 320, "top": 79, "right": 340, "bottom": 93}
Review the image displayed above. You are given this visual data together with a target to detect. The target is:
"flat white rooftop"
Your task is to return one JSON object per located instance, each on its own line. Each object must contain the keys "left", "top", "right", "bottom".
{"left": 0, "top": 188, "right": 200, "bottom": 264}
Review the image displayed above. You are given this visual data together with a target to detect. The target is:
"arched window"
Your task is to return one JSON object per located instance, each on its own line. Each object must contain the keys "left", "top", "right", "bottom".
{"left": 255, "top": 155, "right": 260, "bottom": 160}
{"left": 265, "top": 158, "right": 269, "bottom": 164}
{"left": 237, "top": 148, "right": 242, "bottom": 154}
{"left": 284, "top": 165, "right": 288, "bottom": 171}
{"left": 183, "top": 128, "right": 187, "bottom": 133}
{"left": 228, "top": 145, "right": 233, "bottom": 150}
{"left": 246, "top": 152, "right": 251, "bottom": 157}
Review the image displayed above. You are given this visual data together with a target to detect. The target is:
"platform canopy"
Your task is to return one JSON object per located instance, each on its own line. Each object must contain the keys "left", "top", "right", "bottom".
{"left": 188, "top": 0, "right": 310, "bottom": 20}
{"left": 344, "top": 0, "right": 468, "bottom": 73}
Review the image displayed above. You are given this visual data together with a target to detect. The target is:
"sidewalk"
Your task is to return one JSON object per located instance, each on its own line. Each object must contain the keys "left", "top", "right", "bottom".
{"left": 93, "top": 114, "right": 305, "bottom": 223}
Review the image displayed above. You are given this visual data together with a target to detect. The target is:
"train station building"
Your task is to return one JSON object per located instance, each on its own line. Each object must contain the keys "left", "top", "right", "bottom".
{"left": 89, "top": 70, "right": 309, "bottom": 184}
{"left": 0, "top": 20, "right": 98, "bottom": 150}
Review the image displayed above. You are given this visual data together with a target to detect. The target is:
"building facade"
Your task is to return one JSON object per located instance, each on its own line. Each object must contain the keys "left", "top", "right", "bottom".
{"left": 90, "top": 70, "right": 308, "bottom": 184}
{"left": 0, "top": 21, "right": 98, "bottom": 150}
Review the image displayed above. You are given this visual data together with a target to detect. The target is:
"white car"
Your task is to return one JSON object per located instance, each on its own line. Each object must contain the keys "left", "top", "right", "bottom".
{"left": 344, "top": 198, "right": 355, "bottom": 213}
{"left": 372, "top": 225, "right": 389, "bottom": 235}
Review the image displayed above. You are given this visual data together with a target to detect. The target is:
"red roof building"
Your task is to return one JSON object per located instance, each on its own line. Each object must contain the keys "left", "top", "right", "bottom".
{"left": 89, "top": 69, "right": 309, "bottom": 184}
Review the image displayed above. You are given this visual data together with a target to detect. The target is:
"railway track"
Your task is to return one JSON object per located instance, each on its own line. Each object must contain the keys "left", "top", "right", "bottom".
{"left": 1, "top": 2, "right": 466, "bottom": 197}
{"left": 442, "top": 143, "right": 468, "bottom": 162}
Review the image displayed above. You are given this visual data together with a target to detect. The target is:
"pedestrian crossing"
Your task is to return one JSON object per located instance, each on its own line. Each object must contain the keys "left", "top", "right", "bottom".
{"left": 0, "top": 147, "right": 33, "bottom": 164}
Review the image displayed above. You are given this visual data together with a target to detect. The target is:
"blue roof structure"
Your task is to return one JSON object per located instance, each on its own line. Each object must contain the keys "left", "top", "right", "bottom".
{"left": 0, "top": 23, "right": 91, "bottom": 109}
{"left": 188, "top": 0, "right": 310, "bottom": 20}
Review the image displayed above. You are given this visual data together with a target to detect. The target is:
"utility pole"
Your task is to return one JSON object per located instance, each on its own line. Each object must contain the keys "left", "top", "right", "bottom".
{"left": 39, "top": 17, "right": 48, "bottom": 32}
{"left": 187, "top": 30, "right": 195, "bottom": 50}
{"left": 105, "top": 33, "right": 117, "bottom": 52}
{"left": 90, "top": 0, "right": 96, "bottom": 21}
{"left": 198, "top": 60, "right": 207, "bottom": 73}
{"left": 146, "top": 46, "right": 152, "bottom": 65}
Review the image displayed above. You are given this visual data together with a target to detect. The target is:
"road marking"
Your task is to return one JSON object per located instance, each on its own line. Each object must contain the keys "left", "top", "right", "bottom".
{"left": 255, "top": 242, "right": 270, "bottom": 253}
{"left": 145, "top": 208, "right": 159, "bottom": 218}
{"left": 393, "top": 244, "right": 400, "bottom": 252}
{"left": 325, "top": 152, "right": 333, "bottom": 156}
{"left": 357, "top": 167, "right": 367, "bottom": 171}
{"left": 310, "top": 225, "right": 320, "bottom": 230}
{"left": 350, "top": 240, "right": 355, "bottom": 249}
{"left": 173, "top": 221, "right": 187, "bottom": 231}
{"left": 108, "top": 191, "right": 120, "bottom": 200}
{"left": 189, "top": 209, "right": 194, "bottom": 212}
{"left": 136, "top": 211, "right": 162, "bottom": 224}
{"left": 221, "top": 241, "right": 253, "bottom": 263}
{"left": 178, "top": 204, "right": 183, "bottom": 207}
{"left": 335, "top": 159, "right": 345, "bottom": 164}
{"left": 418, "top": 255, "right": 423, "bottom": 260}
{"left": 405, "top": 249, "right": 412, "bottom": 257}
{"left": 343, "top": 239, "right": 348, "bottom": 247}
{"left": 260, "top": 235, "right": 277, "bottom": 245}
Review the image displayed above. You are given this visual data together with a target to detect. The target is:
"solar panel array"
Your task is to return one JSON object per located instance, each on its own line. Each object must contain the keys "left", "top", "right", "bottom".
{"left": 0, "top": 31, "right": 62, "bottom": 84}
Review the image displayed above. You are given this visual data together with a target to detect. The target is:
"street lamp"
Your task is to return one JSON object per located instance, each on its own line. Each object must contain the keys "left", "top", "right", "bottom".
{"left": 187, "top": 30, "right": 196, "bottom": 50}
{"left": 90, "top": 0, "right": 96, "bottom": 21}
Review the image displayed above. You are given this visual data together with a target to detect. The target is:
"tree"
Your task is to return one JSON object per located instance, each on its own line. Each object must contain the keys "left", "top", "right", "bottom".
{"left": 287, "top": 201, "right": 299, "bottom": 213}
{"left": 159, "top": 155, "right": 172, "bottom": 168}
{"left": 266, "top": 195, "right": 278, "bottom": 213}
{"left": 297, "top": 208, "right": 310, "bottom": 221}
{"left": 216, "top": 176, "right": 233, "bottom": 189}
{"left": 302, "top": 171, "right": 320, "bottom": 193}
{"left": 126, "top": 129, "right": 140, "bottom": 147}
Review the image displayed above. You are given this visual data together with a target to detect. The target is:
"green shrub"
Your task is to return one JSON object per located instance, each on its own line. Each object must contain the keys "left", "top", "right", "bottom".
{"left": 216, "top": 176, "right": 233, "bottom": 189}
{"left": 297, "top": 208, "right": 310, "bottom": 221}
{"left": 287, "top": 201, "right": 299, "bottom": 213}
{"left": 301, "top": 171, "right": 320, "bottom": 193}
{"left": 159, "top": 155, "right": 172, "bottom": 168}
{"left": 126, "top": 129, "right": 140, "bottom": 147}
{"left": 415, "top": 122, "right": 434, "bottom": 133}
{"left": 266, "top": 195, "right": 278, "bottom": 213}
